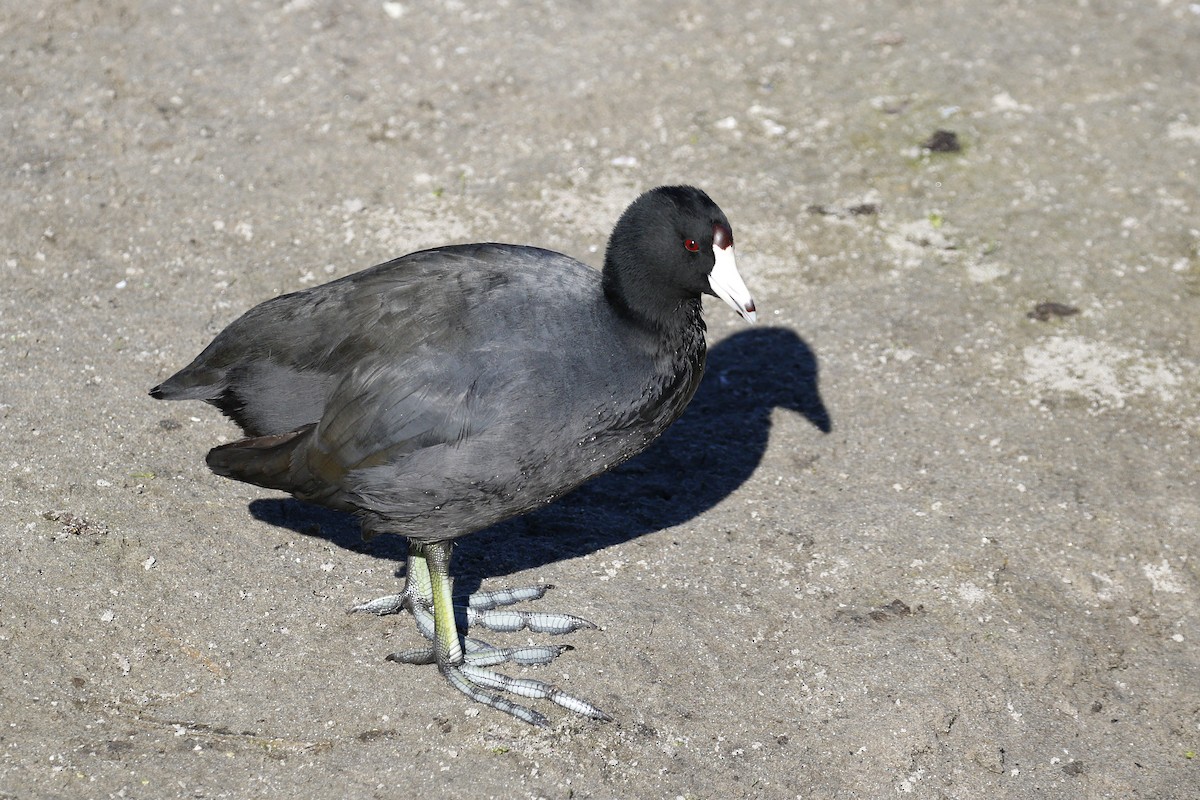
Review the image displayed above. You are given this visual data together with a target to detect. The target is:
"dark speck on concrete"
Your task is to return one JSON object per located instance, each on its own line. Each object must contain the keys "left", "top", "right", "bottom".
{"left": 1028, "top": 301, "right": 1080, "bottom": 321}
{"left": 922, "top": 129, "right": 961, "bottom": 152}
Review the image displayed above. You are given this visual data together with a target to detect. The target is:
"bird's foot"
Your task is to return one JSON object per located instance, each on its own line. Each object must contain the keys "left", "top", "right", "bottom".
{"left": 368, "top": 586, "right": 609, "bottom": 726}
{"left": 467, "top": 584, "right": 554, "bottom": 609}
{"left": 468, "top": 585, "right": 596, "bottom": 632}
{"left": 465, "top": 602, "right": 597, "bottom": 635}
{"left": 349, "top": 593, "right": 406, "bottom": 616}
{"left": 441, "top": 662, "right": 612, "bottom": 727}
{"left": 354, "top": 542, "right": 610, "bottom": 726}
{"left": 388, "top": 601, "right": 574, "bottom": 667}
{"left": 350, "top": 584, "right": 557, "bottom": 618}
{"left": 383, "top": 637, "right": 607, "bottom": 727}
{"left": 352, "top": 584, "right": 598, "bottom": 637}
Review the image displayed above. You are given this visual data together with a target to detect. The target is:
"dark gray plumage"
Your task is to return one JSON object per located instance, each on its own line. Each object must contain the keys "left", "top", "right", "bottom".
{"left": 151, "top": 185, "right": 756, "bottom": 725}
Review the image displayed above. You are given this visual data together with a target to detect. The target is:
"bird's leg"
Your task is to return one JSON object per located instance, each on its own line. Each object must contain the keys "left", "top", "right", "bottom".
{"left": 405, "top": 541, "right": 435, "bottom": 609}
{"left": 424, "top": 539, "right": 464, "bottom": 667}
{"left": 387, "top": 539, "right": 611, "bottom": 727}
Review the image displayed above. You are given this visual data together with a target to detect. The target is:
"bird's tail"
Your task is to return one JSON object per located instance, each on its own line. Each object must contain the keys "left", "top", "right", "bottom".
{"left": 206, "top": 423, "right": 316, "bottom": 495}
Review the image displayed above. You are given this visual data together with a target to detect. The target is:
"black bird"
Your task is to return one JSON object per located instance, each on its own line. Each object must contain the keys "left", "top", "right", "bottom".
{"left": 150, "top": 185, "right": 756, "bottom": 726}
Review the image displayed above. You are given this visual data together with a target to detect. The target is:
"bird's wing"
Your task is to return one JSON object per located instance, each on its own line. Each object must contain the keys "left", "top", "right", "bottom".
{"left": 201, "top": 344, "right": 503, "bottom": 508}
{"left": 315, "top": 354, "right": 491, "bottom": 465}
{"left": 151, "top": 247, "right": 502, "bottom": 435}
{"left": 296, "top": 347, "right": 517, "bottom": 516}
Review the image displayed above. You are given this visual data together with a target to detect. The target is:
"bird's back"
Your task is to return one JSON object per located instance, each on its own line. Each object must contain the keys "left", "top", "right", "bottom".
{"left": 151, "top": 244, "right": 597, "bottom": 436}
{"left": 153, "top": 243, "right": 707, "bottom": 539}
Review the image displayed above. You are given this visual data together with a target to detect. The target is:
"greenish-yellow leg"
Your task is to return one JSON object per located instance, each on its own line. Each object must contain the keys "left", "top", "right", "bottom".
{"left": 424, "top": 540, "right": 464, "bottom": 667}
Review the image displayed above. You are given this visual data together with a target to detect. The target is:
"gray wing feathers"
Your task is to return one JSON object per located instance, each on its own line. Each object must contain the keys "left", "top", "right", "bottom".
{"left": 158, "top": 246, "right": 604, "bottom": 525}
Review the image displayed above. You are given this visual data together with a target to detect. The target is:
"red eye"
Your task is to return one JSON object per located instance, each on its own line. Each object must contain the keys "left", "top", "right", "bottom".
{"left": 684, "top": 238, "right": 699, "bottom": 252}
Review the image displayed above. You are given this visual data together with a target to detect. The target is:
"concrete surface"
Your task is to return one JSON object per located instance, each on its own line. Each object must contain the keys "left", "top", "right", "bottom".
{"left": 3, "top": 1, "right": 1198, "bottom": 798}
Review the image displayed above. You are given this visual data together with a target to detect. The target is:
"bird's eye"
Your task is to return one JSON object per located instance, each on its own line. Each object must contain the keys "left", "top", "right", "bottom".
{"left": 683, "top": 239, "right": 699, "bottom": 252}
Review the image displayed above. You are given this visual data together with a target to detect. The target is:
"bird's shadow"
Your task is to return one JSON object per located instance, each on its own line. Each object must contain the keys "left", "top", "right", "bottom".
{"left": 248, "top": 325, "right": 831, "bottom": 596}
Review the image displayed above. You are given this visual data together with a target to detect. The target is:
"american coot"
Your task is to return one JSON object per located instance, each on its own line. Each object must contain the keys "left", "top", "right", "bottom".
{"left": 151, "top": 185, "right": 756, "bottom": 726}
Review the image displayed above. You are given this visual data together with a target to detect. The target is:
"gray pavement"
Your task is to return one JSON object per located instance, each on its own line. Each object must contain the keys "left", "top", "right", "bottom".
{"left": 2, "top": 1, "right": 1198, "bottom": 797}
